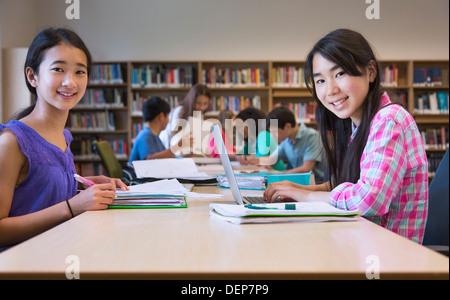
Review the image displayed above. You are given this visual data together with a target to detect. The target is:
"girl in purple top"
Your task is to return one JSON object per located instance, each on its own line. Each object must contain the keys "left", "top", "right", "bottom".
{"left": 0, "top": 28, "right": 128, "bottom": 252}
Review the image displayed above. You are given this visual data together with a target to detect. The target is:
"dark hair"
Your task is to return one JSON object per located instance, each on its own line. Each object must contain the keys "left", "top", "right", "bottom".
{"left": 14, "top": 27, "right": 92, "bottom": 120}
{"left": 266, "top": 106, "right": 296, "bottom": 129}
{"left": 142, "top": 97, "right": 170, "bottom": 122}
{"left": 236, "top": 107, "right": 267, "bottom": 135}
{"left": 304, "top": 28, "right": 383, "bottom": 187}
{"left": 180, "top": 83, "right": 211, "bottom": 120}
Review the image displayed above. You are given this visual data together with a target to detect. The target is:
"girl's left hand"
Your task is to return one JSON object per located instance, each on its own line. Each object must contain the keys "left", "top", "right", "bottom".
{"left": 85, "top": 175, "right": 129, "bottom": 191}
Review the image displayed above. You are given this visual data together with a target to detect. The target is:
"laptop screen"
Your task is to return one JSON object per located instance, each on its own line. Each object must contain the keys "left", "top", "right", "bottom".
{"left": 212, "top": 124, "right": 245, "bottom": 205}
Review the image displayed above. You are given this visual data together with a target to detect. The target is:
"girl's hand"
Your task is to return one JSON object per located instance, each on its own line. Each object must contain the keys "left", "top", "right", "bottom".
{"left": 263, "top": 180, "right": 306, "bottom": 203}
{"left": 69, "top": 182, "right": 117, "bottom": 215}
{"left": 85, "top": 175, "right": 129, "bottom": 191}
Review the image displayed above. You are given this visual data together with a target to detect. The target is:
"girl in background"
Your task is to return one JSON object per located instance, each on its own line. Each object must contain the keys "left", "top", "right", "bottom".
{"left": 0, "top": 28, "right": 128, "bottom": 252}
{"left": 264, "top": 29, "right": 428, "bottom": 243}
{"left": 159, "top": 83, "right": 211, "bottom": 151}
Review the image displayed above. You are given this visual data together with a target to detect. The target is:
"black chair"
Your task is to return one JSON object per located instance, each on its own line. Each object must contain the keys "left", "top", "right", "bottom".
{"left": 423, "top": 149, "right": 449, "bottom": 256}
{"left": 92, "top": 141, "right": 136, "bottom": 185}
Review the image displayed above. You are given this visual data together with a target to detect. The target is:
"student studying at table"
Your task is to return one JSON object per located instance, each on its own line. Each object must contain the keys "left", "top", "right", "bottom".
{"left": 242, "top": 106, "right": 326, "bottom": 182}
{"left": 159, "top": 83, "right": 211, "bottom": 151}
{"left": 129, "top": 97, "right": 178, "bottom": 161}
{"left": 0, "top": 28, "right": 128, "bottom": 252}
{"left": 264, "top": 29, "right": 428, "bottom": 244}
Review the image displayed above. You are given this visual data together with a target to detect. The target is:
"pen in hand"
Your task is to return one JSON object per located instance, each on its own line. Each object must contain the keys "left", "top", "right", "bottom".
{"left": 73, "top": 174, "right": 95, "bottom": 186}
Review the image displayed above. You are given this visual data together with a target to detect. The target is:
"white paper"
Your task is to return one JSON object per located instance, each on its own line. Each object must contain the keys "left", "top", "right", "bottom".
{"left": 132, "top": 158, "right": 211, "bottom": 179}
{"left": 116, "top": 179, "right": 188, "bottom": 198}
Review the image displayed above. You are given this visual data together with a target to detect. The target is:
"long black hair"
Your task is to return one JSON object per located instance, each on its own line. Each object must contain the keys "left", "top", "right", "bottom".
{"left": 13, "top": 27, "right": 92, "bottom": 120}
{"left": 304, "top": 29, "right": 384, "bottom": 187}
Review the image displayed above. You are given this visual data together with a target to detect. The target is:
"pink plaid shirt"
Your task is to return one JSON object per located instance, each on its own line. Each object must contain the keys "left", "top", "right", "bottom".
{"left": 330, "top": 93, "right": 428, "bottom": 243}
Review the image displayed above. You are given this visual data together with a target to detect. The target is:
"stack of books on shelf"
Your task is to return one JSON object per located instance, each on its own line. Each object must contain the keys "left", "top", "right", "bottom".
{"left": 89, "top": 63, "right": 124, "bottom": 85}
{"left": 272, "top": 66, "right": 306, "bottom": 87}
{"left": 414, "top": 91, "right": 449, "bottom": 114}
{"left": 131, "top": 64, "right": 195, "bottom": 88}
{"left": 79, "top": 88, "right": 125, "bottom": 108}
{"left": 428, "top": 152, "right": 446, "bottom": 177}
{"left": 131, "top": 93, "right": 182, "bottom": 116}
{"left": 210, "top": 95, "right": 261, "bottom": 113}
{"left": 202, "top": 67, "right": 266, "bottom": 87}
{"left": 420, "top": 127, "right": 449, "bottom": 151}
{"left": 131, "top": 122, "right": 143, "bottom": 140}
{"left": 74, "top": 162, "right": 105, "bottom": 177}
{"left": 67, "top": 111, "right": 116, "bottom": 131}
{"left": 380, "top": 64, "right": 399, "bottom": 87}
{"left": 274, "top": 101, "right": 316, "bottom": 123}
{"left": 413, "top": 67, "right": 448, "bottom": 87}
{"left": 71, "top": 136, "right": 128, "bottom": 160}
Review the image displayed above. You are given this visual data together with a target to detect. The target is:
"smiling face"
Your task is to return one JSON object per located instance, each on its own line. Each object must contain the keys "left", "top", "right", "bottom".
{"left": 26, "top": 43, "right": 88, "bottom": 112}
{"left": 312, "top": 54, "right": 376, "bottom": 126}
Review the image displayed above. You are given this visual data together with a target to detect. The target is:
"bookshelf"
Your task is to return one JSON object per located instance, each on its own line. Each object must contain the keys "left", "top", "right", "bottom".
{"left": 68, "top": 60, "right": 449, "bottom": 179}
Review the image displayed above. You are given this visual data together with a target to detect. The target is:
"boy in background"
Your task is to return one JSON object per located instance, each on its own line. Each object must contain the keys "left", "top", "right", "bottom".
{"left": 129, "top": 97, "right": 175, "bottom": 161}
{"left": 265, "top": 106, "right": 326, "bottom": 183}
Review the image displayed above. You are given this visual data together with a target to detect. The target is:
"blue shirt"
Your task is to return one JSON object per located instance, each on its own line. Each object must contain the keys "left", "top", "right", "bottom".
{"left": 129, "top": 127, "right": 166, "bottom": 162}
{"left": 277, "top": 123, "right": 326, "bottom": 182}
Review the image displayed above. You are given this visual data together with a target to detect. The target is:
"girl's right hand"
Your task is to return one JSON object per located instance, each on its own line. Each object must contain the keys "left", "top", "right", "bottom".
{"left": 68, "top": 183, "right": 116, "bottom": 216}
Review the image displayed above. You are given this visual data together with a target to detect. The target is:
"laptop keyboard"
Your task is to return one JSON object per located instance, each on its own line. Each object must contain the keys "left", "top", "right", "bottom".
{"left": 243, "top": 196, "right": 266, "bottom": 204}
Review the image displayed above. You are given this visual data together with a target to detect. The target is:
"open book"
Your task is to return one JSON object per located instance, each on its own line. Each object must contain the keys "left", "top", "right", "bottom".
{"left": 210, "top": 202, "right": 360, "bottom": 224}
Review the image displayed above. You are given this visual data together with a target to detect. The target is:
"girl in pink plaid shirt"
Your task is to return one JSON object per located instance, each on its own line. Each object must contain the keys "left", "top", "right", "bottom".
{"left": 264, "top": 29, "right": 428, "bottom": 243}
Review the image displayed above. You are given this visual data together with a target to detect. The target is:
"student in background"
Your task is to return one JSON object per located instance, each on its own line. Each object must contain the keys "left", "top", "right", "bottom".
{"left": 0, "top": 28, "right": 128, "bottom": 252}
{"left": 233, "top": 107, "right": 266, "bottom": 158}
{"left": 264, "top": 29, "right": 428, "bottom": 243}
{"left": 208, "top": 110, "right": 236, "bottom": 158}
{"left": 232, "top": 107, "right": 286, "bottom": 171}
{"left": 160, "top": 83, "right": 211, "bottom": 150}
{"left": 266, "top": 106, "right": 325, "bottom": 181}
{"left": 129, "top": 97, "right": 176, "bottom": 161}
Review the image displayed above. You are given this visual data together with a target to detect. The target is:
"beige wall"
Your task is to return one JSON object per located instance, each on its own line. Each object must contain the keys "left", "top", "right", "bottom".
{"left": 1, "top": 0, "right": 449, "bottom": 121}
{"left": 2, "top": 0, "right": 449, "bottom": 60}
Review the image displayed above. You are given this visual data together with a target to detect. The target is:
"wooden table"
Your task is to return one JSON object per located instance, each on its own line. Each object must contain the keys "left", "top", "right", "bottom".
{"left": 0, "top": 186, "right": 448, "bottom": 280}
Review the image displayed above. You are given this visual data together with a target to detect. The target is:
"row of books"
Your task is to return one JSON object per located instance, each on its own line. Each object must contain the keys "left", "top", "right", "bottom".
{"left": 380, "top": 64, "right": 399, "bottom": 87}
{"left": 72, "top": 137, "right": 129, "bottom": 160}
{"left": 421, "top": 126, "right": 449, "bottom": 151}
{"left": 274, "top": 101, "right": 316, "bottom": 123}
{"left": 131, "top": 65, "right": 196, "bottom": 88}
{"left": 209, "top": 95, "right": 261, "bottom": 113}
{"left": 74, "top": 162, "right": 105, "bottom": 177}
{"left": 131, "top": 122, "right": 143, "bottom": 140}
{"left": 413, "top": 67, "right": 448, "bottom": 87}
{"left": 131, "top": 93, "right": 183, "bottom": 116}
{"left": 271, "top": 66, "right": 306, "bottom": 87}
{"left": 428, "top": 152, "right": 447, "bottom": 176}
{"left": 67, "top": 111, "right": 116, "bottom": 131}
{"left": 89, "top": 63, "right": 124, "bottom": 85}
{"left": 78, "top": 88, "right": 126, "bottom": 108}
{"left": 202, "top": 67, "right": 266, "bottom": 87}
{"left": 414, "top": 91, "right": 449, "bottom": 114}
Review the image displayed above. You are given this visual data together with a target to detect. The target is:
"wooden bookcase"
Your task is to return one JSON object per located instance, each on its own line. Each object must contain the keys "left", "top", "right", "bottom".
{"left": 69, "top": 60, "right": 449, "bottom": 178}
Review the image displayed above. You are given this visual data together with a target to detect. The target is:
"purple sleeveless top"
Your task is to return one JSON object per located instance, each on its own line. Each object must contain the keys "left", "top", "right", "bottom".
{"left": 0, "top": 121, "right": 77, "bottom": 252}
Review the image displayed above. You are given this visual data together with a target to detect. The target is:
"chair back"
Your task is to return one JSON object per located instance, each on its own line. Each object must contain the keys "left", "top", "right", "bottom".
{"left": 93, "top": 141, "right": 123, "bottom": 179}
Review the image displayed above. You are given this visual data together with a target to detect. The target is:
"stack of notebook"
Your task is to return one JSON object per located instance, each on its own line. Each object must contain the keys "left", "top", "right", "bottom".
{"left": 109, "top": 179, "right": 188, "bottom": 209}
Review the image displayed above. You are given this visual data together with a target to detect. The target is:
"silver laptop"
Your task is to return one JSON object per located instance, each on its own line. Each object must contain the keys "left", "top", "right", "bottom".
{"left": 212, "top": 124, "right": 266, "bottom": 205}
